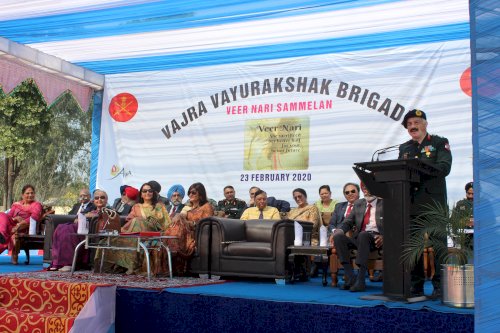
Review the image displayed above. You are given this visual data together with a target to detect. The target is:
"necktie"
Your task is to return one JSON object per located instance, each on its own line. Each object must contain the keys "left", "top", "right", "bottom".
{"left": 361, "top": 203, "right": 372, "bottom": 231}
{"left": 345, "top": 203, "right": 353, "bottom": 217}
{"left": 170, "top": 206, "right": 176, "bottom": 218}
{"left": 258, "top": 210, "right": 264, "bottom": 219}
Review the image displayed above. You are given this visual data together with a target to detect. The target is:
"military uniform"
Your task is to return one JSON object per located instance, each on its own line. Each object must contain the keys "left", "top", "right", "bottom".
{"left": 216, "top": 198, "right": 247, "bottom": 219}
{"left": 398, "top": 132, "right": 452, "bottom": 295}
{"left": 398, "top": 133, "right": 452, "bottom": 215}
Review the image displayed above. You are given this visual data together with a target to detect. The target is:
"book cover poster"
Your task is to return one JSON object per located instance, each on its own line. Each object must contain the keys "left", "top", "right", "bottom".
{"left": 244, "top": 117, "right": 310, "bottom": 170}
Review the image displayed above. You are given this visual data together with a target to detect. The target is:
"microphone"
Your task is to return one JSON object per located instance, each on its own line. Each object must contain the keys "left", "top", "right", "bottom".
{"left": 371, "top": 144, "right": 401, "bottom": 161}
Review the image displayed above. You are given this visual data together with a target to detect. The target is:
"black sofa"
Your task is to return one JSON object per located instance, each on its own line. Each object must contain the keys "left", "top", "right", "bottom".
{"left": 190, "top": 217, "right": 312, "bottom": 280}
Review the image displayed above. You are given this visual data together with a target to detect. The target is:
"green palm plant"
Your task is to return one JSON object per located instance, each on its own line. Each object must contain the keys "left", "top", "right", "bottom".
{"left": 401, "top": 202, "right": 472, "bottom": 270}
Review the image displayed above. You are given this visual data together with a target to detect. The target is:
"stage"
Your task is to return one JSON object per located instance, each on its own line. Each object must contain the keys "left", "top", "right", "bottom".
{"left": 1, "top": 254, "right": 473, "bottom": 332}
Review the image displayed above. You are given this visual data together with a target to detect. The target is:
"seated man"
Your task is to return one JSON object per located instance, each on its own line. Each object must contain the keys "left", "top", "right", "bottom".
{"left": 217, "top": 185, "right": 247, "bottom": 219}
{"left": 332, "top": 183, "right": 383, "bottom": 292}
{"left": 248, "top": 186, "right": 290, "bottom": 213}
{"left": 328, "top": 182, "right": 361, "bottom": 235}
{"left": 68, "top": 188, "right": 96, "bottom": 215}
{"left": 165, "top": 184, "right": 186, "bottom": 217}
{"left": 112, "top": 185, "right": 139, "bottom": 216}
{"left": 240, "top": 190, "right": 280, "bottom": 220}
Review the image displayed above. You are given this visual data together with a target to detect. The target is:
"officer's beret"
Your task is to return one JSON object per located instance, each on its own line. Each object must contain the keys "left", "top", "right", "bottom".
{"left": 465, "top": 182, "right": 473, "bottom": 192}
{"left": 401, "top": 109, "right": 427, "bottom": 128}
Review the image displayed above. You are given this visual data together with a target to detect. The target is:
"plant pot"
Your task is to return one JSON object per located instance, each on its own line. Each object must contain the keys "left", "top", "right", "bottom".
{"left": 441, "top": 264, "right": 474, "bottom": 308}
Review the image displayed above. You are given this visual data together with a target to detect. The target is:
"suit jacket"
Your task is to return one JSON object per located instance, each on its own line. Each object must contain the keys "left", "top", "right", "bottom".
{"left": 165, "top": 203, "right": 185, "bottom": 216}
{"left": 112, "top": 199, "right": 133, "bottom": 216}
{"left": 68, "top": 202, "right": 96, "bottom": 215}
{"left": 337, "top": 198, "right": 383, "bottom": 238}
{"left": 328, "top": 201, "right": 348, "bottom": 233}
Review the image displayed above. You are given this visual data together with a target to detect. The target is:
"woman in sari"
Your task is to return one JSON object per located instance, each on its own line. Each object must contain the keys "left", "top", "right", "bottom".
{"left": 49, "top": 189, "right": 119, "bottom": 271}
{"left": 0, "top": 184, "right": 43, "bottom": 264}
{"left": 181, "top": 182, "right": 214, "bottom": 225}
{"left": 105, "top": 182, "right": 171, "bottom": 274}
{"left": 288, "top": 188, "right": 323, "bottom": 278}
{"left": 288, "top": 188, "right": 322, "bottom": 245}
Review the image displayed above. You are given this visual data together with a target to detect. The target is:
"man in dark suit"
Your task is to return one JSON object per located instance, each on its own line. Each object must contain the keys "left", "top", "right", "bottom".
{"left": 332, "top": 183, "right": 383, "bottom": 292}
{"left": 328, "top": 182, "right": 361, "bottom": 234}
{"left": 398, "top": 109, "right": 452, "bottom": 298}
{"left": 165, "top": 184, "right": 186, "bottom": 218}
{"left": 68, "top": 188, "right": 96, "bottom": 215}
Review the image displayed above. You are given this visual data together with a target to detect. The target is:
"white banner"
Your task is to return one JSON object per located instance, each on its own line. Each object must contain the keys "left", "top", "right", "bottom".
{"left": 97, "top": 40, "right": 472, "bottom": 205}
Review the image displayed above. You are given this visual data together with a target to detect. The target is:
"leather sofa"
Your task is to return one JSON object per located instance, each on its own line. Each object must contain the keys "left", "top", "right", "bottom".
{"left": 190, "top": 217, "right": 312, "bottom": 280}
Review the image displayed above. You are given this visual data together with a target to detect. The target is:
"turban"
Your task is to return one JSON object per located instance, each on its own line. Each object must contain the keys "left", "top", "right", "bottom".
{"left": 167, "top": 184, "right": 185, "bottom": 199}
{"left": 124, "top": 186, "right": 139, "bottom": 201}
{"left": 119, "top": 185, "right": 130, "bottom": 195}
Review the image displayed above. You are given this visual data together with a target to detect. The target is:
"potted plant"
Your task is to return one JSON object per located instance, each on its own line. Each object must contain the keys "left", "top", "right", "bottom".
{"left": 401, "top": 202, "right": 474, "bottom": 308}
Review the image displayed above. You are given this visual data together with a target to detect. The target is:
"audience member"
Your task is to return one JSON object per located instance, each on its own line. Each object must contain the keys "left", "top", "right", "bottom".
{"left": 288, "top": 188, "right": 322, "bottom": 245}
{"left": 103, "top": 182, "right": 171, "bottom": 275}
{"left": 217, "top": 185, "right": 247, "bottom": 219}
{"left": 181, "top": 182, "right": 214, "bottom": 225}
{"left": 0, "top": 184, "right": 43, "bottom": 265}
{"left": 68, "top": 188, "right": 96, "bottom": 215}
{"left": 248, "top": 186, "right": 290, "bottom": 213}
{"left": 240, "top": 190, "right": 280, "bottom": 220}
{"left": 315, "top": 185, "right": 338, "bottom": 213}
{"left": 327, "top": 182, "right": 360, "bottom": 286}
{"left": 148, "top": 180, "right": 169, "bottom": 206}
{"left": 49, "top": 189, "right": 119, "bottom": 271}
{"left": 333, "top": 183, "right": 383, "bottom": 292}
{"left": 328, "top": 183, "right": 360, "bottom": 233}
{"left": 165, "top": 184, "right": 186, "bottom": 218}
{"left": 112, "top": 185, "right": 139, "bottom": 216}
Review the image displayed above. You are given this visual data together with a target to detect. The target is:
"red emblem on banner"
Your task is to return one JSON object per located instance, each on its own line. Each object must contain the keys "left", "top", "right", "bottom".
{"left": 109, "top": 93, "right": 138, "bottom": 122}
{"left": 460, "top": 67, "right": 472, "bottom": 97}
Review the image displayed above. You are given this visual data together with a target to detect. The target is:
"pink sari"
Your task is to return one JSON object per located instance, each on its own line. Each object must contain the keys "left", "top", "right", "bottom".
{"left": 0, "top": 201, "right": 42, "bottom": 254}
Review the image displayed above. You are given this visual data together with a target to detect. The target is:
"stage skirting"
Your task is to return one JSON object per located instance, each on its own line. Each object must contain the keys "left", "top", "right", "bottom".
{"left": 116, "top": 286, "right": 473, "bottom": 333}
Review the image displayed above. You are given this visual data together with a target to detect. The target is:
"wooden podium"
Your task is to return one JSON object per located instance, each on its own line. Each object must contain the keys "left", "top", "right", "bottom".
{"left": 353, "top": 159, "right": 440, "bottom": 300}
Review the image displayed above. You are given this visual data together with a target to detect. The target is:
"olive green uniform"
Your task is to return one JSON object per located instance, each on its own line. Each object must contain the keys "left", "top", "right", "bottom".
{"left": 398, "top": 133, "right": 452, "bottom": 293}
{"left": 217, "top": 198, "right": 247, "bottom": 219}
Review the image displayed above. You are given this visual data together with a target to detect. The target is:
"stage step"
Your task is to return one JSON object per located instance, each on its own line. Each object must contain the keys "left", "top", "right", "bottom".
{"left": 0, "top": 276, "right": 115, "bottom": 333}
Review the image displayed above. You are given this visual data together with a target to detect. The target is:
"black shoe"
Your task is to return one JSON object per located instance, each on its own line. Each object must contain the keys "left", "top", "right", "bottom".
{"left": 410, "top": 286, "right": 424, "bottom": 297}
{"left": 340, "top": 274, "right": 355, "bottom": 290}
{"left": 0, "top": 233, "right": 5, "bottom": 244}
{"left": 430, "top": 288, "right": 441, "bottom": 300}
{"left": 350, "top": 281, "right": 366, "bottom": 292}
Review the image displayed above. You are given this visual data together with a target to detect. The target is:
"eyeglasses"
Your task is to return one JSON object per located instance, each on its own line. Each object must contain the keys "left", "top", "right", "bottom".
{"left": 250, "top": 192, "right": 257, "bottom": 196}
{"left": 188, "top": 191, "right": 198, "bottom": 195}
{"left": 94, "top": 196, "right": 106, "bottom": 200}
{"left": 293, "top": 195, "right": 304, "bottom": 200}
{"left": 141, "top": 189, "right": 154, "bottom": 193}
{"left": 344, "top": 190, "right": 357, "bottom": 195}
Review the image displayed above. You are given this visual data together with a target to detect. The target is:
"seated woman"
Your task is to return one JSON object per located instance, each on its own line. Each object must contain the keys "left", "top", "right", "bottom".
{"left": 102, "top": 182, "right": 171, "bottom": 275}
{"left": 49, "top": 189, "right": 119, "bottom": 271}
{"left": 288, "top": 188, "right": 322, "bottom": 245}
{"left": 314, "top": 185, "right": 337, "bottom": 227}
{"left": 288, "top": 188, "right": 322, "bottom": 278}
{"left": 181, "top": 182, "right": 214, "bottom": 225}
{"left": 0, "top": 184, "right": 43, "bottom": 265}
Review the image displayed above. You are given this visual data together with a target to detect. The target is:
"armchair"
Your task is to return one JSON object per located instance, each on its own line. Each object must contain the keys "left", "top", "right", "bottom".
{"left": 190, "top": 217, "right": 312, "bottom": 281}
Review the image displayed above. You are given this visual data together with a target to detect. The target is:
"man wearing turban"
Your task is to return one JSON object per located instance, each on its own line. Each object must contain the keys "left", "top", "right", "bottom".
{"left": 166, "top": 184, "right": 186, "bottom": 218}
